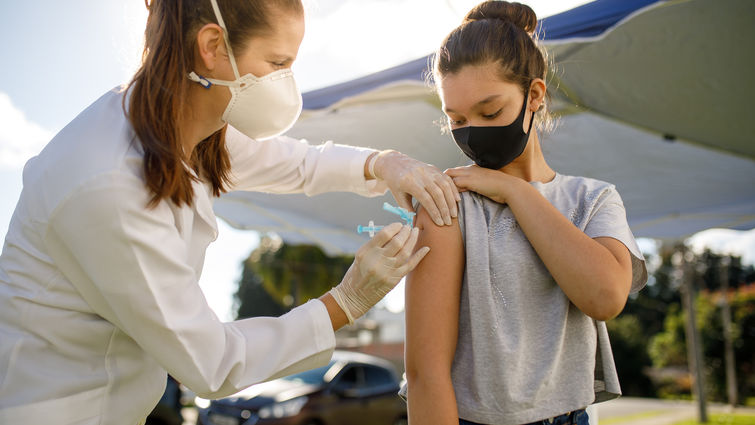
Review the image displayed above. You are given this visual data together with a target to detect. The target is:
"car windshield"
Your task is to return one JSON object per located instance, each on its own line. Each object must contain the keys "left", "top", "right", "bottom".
{"left": 280, "top": 361, "right": 336, "bottom": 385}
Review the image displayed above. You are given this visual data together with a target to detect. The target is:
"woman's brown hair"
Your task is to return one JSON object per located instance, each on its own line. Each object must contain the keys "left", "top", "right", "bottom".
{"left": 433, "top": 1, "right": 552, "bottom": 130}
{"left": 124, "top": 0, "right": 303, "bottom": 207}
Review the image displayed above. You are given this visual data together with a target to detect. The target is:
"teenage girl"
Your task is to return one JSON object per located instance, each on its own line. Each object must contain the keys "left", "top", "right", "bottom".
{"left": 403, "top": 2, "right": 648, "bottom": 424}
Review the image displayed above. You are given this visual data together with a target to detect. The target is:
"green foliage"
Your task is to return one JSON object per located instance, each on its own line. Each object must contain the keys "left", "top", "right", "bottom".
{"left": 235, "top": 257, "right": 288, "bottom": 319}
{"left": 647, "top": 286, "right": 755, "bottom": 403}
{"left": 648, "top": 304, "right": 687, "bottom": 368}
{"left": 611, "top": 244, "right": 755, "bottom": 403}
{"left": 234, "top": 235, "right": 354, "bottom": 319}
{"left": 607, "top": 244, "right": 683, "bottom": 397}
{"left": 606, "top": 314, "right": 656, "bottom": 396}
{"left": 621, "top": 245, "right": 682, "bottom": 336}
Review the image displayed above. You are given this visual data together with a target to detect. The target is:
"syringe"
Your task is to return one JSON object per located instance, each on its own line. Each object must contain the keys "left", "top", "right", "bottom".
{"left": 382, "top": 202, "right": 416, "bottom": 226}
{"left": 357, "top": 202, "right": 416, "bottom": 237}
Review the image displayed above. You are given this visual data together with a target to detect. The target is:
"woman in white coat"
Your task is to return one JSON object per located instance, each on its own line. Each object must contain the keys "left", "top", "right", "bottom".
{"left": 0, "top": 0, "right": 459, "bottom": 423}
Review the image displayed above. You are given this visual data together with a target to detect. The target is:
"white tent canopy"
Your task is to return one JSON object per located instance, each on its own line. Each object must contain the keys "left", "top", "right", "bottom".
{"left": 215, "top": 0, "right": 755, "bottom": 255}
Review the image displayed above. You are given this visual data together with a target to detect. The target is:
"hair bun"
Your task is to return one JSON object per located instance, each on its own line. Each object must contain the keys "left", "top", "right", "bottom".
{"left": 463, "top": 1, "right": 537, "bottom": 35}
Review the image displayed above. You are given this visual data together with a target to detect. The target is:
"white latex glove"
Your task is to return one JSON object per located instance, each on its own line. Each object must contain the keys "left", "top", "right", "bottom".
{"left": 372, "top": 150, "right": 460, "bottom": 226}
{"left": 330, "top": 223, "right": 430, "bottom": 324}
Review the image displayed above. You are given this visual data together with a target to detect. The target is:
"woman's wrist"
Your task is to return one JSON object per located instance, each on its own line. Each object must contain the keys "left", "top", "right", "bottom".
{"left": 364, "top": 152, "right": 379, "bottom": 180}
{"left": 319, "top": 292, "right": 349, "bottom": 331}
{"left": 369, "top": 149, "right": 401, "bottom": 181}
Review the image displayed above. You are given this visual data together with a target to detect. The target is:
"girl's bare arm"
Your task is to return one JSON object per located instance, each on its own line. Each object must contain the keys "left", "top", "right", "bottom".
{"left": 405, "top": 207, "right": 465, "bottom": 424}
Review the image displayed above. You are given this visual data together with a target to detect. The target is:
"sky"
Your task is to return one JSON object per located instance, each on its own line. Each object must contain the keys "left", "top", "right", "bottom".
{"left": 1, "top": 0, "right": 753, "bottom": 321}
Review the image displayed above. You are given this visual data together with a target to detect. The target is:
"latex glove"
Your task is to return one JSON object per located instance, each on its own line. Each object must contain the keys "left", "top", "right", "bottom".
{"left": 330, "top": 223, "right": 430, "bottom": 324}
{"left": 372, "top": 150, "right": 460, "bottom": 226}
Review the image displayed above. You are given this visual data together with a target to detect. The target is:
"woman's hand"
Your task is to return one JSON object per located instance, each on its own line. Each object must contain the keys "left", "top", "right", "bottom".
{"left": 445, "top": 165, "right": 515, "bottom": 204}
{"left": 372, "top": 150, "right": 460, "bottom": 226}
{"left": 329, "top": 223, "right": 430, "bottom": 325}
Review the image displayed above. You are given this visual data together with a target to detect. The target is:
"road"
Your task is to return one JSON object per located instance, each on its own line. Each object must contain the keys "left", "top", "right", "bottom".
{"left": 182, "top": 398, "right": 755, "bottom": 425}
{"left": 595, "top": 397, "right": 755, "bottom": 425}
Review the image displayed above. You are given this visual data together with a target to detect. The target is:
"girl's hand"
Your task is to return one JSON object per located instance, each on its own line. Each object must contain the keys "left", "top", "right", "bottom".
{"left": 445, "top": 165, "right": 514, "bottom": 204}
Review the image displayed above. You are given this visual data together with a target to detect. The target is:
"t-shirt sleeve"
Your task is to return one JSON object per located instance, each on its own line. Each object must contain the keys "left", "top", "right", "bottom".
{"left": 583, "top": 186, "right": 648, "bottom": 294}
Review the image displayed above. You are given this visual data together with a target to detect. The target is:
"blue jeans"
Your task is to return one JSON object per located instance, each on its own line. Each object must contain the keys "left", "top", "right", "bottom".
{"left": 459, "top": 408, "right": 588, "bottom": 425}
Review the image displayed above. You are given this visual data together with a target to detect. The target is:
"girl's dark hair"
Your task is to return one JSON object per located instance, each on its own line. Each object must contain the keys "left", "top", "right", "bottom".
{"left": 124, "top": 0, "right": 303, "bottom": 207}
{"left": 433, "top": 1, "right": 552, "bottom": 130}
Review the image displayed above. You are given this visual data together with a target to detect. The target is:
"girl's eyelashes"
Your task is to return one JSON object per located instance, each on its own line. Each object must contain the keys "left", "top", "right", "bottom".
{"left": 446, "top": 107, "right": 502, "bottom": 126}
{"left": 482, "top": 108, "right": 503, "bottom": 119}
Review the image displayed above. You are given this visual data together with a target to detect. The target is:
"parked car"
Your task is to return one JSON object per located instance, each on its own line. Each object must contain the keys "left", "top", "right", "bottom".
{"left": 196, "top": 350, "right": 407, "bottom": 425}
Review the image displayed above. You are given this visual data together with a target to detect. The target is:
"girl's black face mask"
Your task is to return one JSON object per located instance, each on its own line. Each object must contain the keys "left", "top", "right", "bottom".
{"left": 451, "top": 93, "right": 534, "bottom": 170}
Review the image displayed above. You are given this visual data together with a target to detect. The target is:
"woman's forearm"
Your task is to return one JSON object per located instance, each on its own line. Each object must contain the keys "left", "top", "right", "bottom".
{"left": 504, "top": 178, "right": 632, "bottom": 320}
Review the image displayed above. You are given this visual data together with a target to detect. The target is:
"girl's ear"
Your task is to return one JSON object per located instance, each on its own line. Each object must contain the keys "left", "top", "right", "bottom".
{"left": 194, "top": 23, "right": 227, "bottom": 73}
{"left": 528, "top": 78, "right": 547, "bottom": 112}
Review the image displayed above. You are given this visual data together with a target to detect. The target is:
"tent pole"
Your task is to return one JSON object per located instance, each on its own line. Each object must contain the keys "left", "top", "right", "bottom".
{"left": 677, "top": 248, "right": 708, "bottom": 423}
{"left": 719, "top": 257, "right": 738, "bottom": 407}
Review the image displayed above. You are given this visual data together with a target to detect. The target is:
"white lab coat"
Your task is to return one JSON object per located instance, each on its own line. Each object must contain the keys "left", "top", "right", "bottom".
{"left": 0, "top": 88, "right": 386, "bottom": 424}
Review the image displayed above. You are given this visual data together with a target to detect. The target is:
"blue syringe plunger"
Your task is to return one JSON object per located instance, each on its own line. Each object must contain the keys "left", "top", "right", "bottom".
{"left": 382, "top": 202, "right": 416, "bottom": 226}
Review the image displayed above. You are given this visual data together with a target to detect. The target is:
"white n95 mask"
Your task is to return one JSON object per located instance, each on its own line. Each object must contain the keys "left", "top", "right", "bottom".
{"left": 188, "top": 0, "right": 303, "bottom": 141}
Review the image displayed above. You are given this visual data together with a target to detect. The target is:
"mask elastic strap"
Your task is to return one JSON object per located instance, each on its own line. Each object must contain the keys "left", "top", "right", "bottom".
{"left": 188, "top": 71, "right": 236, "bottom": 88}
{"left": 209, "top": 0, "right": 241, "bottom": 81}
{"left": 523, "top": 89, "right": 535, "bottom": 134}
{"left": 526, "top": 109, "right": 535, "bottom": 134}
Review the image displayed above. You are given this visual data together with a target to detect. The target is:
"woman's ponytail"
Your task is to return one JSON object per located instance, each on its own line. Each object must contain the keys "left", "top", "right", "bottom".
{"left": 125, "top": 0, "right": 211, "bottom": 207}
{"left": 124, "top": 0, "right": 302, "bottom": 208}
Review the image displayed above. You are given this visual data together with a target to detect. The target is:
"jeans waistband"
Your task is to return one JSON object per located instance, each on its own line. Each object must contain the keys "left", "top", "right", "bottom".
{"left": 459, "top": 408, "right": 588, "bottom": 425}
{"left": 535, "top": 408, "right": 588, "bottom": 425}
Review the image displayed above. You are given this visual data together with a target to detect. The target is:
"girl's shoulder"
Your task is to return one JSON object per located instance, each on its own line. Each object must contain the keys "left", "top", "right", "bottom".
{"left": 548, "top": 173, "right": 621, "bottom": 205}
{"left": 552, "top": 173, "right": 615, "bottom": 193}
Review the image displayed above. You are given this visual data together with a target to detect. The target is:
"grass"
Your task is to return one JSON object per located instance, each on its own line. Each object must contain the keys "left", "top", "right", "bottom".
{"left": 670, "top": 413, "right": 755, "bottom": 425}
{"left": 598, "top": 410, "right": 668, "bottom": 424}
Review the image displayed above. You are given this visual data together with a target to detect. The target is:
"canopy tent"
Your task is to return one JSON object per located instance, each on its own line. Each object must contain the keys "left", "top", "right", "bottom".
{"left": 215, "top": 0, "right": 755, "bottom": 255}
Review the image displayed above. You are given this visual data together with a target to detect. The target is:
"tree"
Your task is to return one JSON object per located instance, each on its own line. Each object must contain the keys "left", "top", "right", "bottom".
{"left": 606, "top": 314, "right": 656, "bottom": 396}
{"left": 646, "top": 249, "right": 755, "bottom": 403}
{"left": 235, "top": 235, "right": 354, "bottom": 319}
{"left": 607, "top": 243, "right": 678, "bottom": 397}
{"left": 620, "top": 243, "right": 682, "bottom": 336}
{"left": 648, "top": 287, "right": 755, "bottom": 402}
{"left": 610, "top": 244, "right": 755, "bottom": 401}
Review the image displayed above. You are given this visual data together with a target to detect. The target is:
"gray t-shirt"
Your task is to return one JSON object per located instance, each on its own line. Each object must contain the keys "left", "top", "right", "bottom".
{"left": 399, "top": 173, "right": 647, "bottom": 424}
{"left": 453, "top": 173, "right": 647, "bottom": 424}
